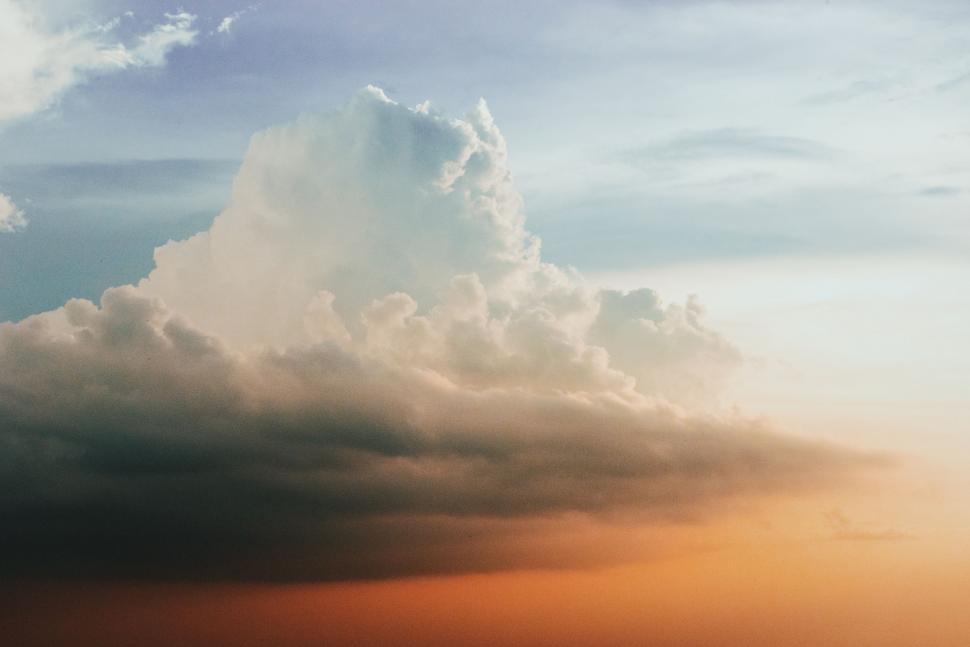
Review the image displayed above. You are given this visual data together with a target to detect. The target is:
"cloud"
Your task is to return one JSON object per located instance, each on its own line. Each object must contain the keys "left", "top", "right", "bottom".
{"left": 624, "top": 128, "right": 838, "bottom": 164}
{"left": 0, "top": 2, "right": 197, "bottom": 123}
{"left": 1, "top": 158, "right": 238, "bottom": 199}
{"left": 0, "top": 88, "right": 884, "bottom": 580}
{"left": 935, "top": 70, "right": 970, "bottom": 93}
{"left": 0, "top": 193, "right": 27, "bottom": 232}
{"left": 824, "top": 509, "right": 911, "bottom": 543}
{"left": 918, "top": 185, "right": 961, "bottom": 197}
{"left": 216, "top": 15, "right": 237, "bottom": 34}
{"left": 801, "top": 79, "right": 896, "bottom": 106}
{"left": 122, "top": 11, "right": 198, "bottom": 67}
{"left": 215, "top": 6, "right": 256, "bottom": 35}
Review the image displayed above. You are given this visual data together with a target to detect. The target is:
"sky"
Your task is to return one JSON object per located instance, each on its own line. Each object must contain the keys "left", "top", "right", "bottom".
{"left": 1, "top": 1, "right": 969, "bottom": 645}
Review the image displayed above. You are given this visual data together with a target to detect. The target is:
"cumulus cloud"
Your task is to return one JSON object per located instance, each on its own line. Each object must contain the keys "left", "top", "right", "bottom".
{"left": 0, "top": 1, "right": 197, "bottom": 123}
{"left": 0, "top": 193, "right": 27, "bottom": 232}
{"left": 0, "top": 88, "right": 884, "bottom": 580}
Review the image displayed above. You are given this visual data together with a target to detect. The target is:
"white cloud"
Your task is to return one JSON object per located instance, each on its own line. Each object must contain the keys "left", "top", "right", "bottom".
{"left": 216, "top": 15, "right": 236, "bottom": 34}
{"left": 0, "top": 88, "right": 882, "bottom": 579}
{"left": 214, "top": 5, "right": 257, "bottom": 35}
{"left": 0, "top": 193, "right": 27, "bottom": 232}
{"left": 140, "top": 87, "right": 739, "bottom": 404}
{"left": 0, "top": 1, "right": 198, "bottom": 123}
{"left": 125, "top": 11, "right": 198, "bottom": 67}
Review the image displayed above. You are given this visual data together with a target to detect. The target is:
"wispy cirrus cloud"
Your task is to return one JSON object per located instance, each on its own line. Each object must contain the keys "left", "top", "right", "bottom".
{"left": 918, "top": 185, "right": 962, "bottom": 198}
{"left": 0, "top": 1, "right": 198, "bottom": 124}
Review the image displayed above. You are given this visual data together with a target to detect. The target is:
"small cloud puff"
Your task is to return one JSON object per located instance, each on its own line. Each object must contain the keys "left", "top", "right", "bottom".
{"left": 216, "top": 15, "right": 236, "bottom": 34}
{"left": 215, "top": 6, "right": 257, "bottom": 35}
{"left": 0, "top": 193, "right": 27, "bottom": 232}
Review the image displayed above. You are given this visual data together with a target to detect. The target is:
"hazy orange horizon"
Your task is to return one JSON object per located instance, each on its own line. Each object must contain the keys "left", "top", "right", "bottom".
{"left": 8, "top": 541, "right": 969, "bottom": 647}
{"left": 6, "top": 474, "right": 968, "bottom": 646}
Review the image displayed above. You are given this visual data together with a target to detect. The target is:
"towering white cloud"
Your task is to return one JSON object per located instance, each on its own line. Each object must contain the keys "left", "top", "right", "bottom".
{"left": 140, "top": 87, "right": 738, "bottom": 403}
{"left": 0, "top": 1, "right": 197, "bottom": 123}
{"left": 0, "top": 88, "right": 881, "bottom": 580}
